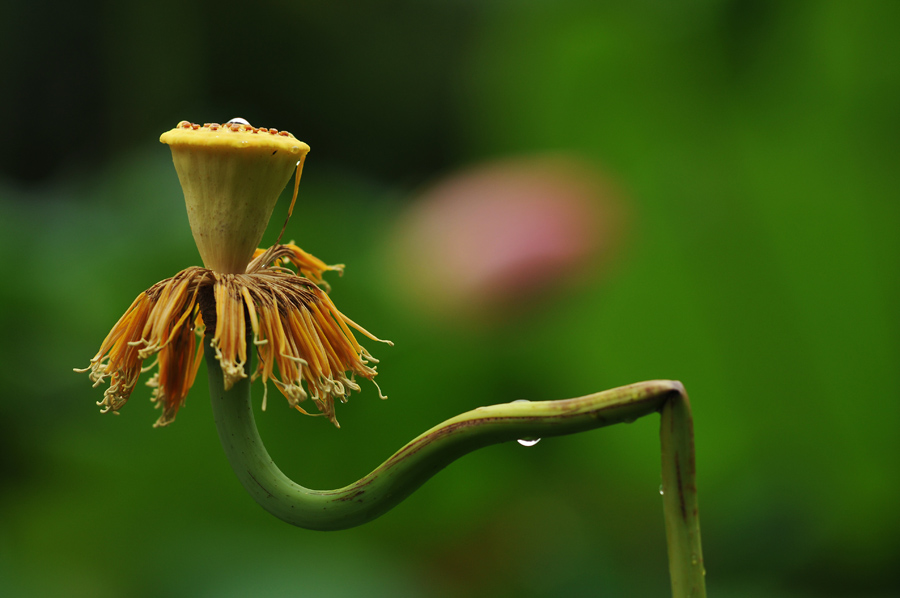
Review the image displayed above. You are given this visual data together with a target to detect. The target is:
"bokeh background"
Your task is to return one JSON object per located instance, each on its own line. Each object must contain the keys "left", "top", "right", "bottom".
{"left": 1, "top": 1, "right": 898, "bottom": 596}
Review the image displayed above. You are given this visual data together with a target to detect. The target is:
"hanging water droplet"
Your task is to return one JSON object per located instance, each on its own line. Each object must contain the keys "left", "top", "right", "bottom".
{"left": 227, "top": 117, "right": 251, "bottom": 125}
{"left": 659, "top": 485, "right": 665, "bottom": 495}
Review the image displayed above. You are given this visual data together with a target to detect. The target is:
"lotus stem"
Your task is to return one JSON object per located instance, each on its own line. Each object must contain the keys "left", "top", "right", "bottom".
{"left": 205, "top": 337, "right": 706, "bottom": 597}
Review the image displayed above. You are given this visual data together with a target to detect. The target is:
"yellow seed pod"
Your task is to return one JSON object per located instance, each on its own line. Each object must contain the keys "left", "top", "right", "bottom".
{"left": 160, "top": 119, "right": 310, "bottom": 274}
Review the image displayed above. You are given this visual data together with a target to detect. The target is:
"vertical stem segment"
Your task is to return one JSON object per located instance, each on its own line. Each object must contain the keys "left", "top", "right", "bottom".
{"left": 206, "top": 337, "right": 706, "bottom": 597}
{"left": 661, "top": 385, "right": 707, "bottom": 598}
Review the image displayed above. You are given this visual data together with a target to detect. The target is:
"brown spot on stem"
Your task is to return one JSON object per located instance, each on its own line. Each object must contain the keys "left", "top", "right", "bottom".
{"left": 335, "top": 488, "right": 367, "bottom": 502}
{"left": 676, "top": 457, "right": 687, "bottom": 521}
{"left": 247, "top": 470, "right": 273, "bottom": 499}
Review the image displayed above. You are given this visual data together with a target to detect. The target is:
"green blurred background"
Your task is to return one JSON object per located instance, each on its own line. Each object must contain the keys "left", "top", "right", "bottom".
{"left": 1, "top": 1, "right": 898, "bottom": 596}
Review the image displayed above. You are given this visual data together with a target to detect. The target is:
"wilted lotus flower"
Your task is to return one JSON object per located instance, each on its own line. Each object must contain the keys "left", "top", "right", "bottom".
{"left": 77, "top": 119, "right": 388, "bottom": 427}
{"left": 72, "top": 125, "right": 705, "bottom": 592}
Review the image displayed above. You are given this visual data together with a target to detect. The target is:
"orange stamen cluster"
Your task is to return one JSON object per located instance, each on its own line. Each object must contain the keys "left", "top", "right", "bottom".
{"left": 78, "top": 246, "right": 387, "bottom": 427}
{"left": 251, "top": 243, "right": 345, "bottom": 290}
{"left": 212, "top": 246, "right": 388, "bottom": 426}
{"left": 76, "top": 267, "right": 208, "bottom": 427}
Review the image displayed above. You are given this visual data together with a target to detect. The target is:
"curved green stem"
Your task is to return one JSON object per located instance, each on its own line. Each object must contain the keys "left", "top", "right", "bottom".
{"left": 205, "top": 338, "right": 706, "bottom": 597}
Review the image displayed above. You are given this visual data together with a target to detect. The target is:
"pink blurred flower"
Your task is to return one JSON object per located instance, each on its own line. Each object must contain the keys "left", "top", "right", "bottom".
{"left": 390, "top": 155, "right": 625, "bottom": 321}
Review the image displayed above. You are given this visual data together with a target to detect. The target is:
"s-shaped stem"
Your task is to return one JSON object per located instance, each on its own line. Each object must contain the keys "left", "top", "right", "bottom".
{"left": 205, "top": 338, "right": 706, "bottom": 598}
